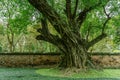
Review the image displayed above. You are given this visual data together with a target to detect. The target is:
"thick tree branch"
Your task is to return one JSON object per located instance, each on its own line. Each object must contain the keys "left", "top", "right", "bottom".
{"left": 28, "top": 0, "right": 64, "bottom": 34}
{"left": 36, "top": 34, "right": 61, "bottom": 46}
{"left": 66, "top": 0, "right": 72, "bottom": 20}
{"left": 85, "top": 4, "right": 112, "bottom": 49}
{"left": 40, "top": 17, "right": 50, "bottom": 34}
{"left": 86, "top": 33, "right": 107, "bottom": 49}
{"left": 37, "top": 17, "right": 50, "bottom": 35}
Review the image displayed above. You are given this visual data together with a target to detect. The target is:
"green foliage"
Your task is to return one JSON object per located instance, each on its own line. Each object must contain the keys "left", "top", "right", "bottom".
{"left": 112, "top": 16, "right": 120, "bottom": 44}
{"left": 0, "top": 0, "right": 38, "bottom": 34}
{"left": 0, "top": 24, "right": 4, "bottom": 35}
{"left": 81, "top": 0, "right": 100, "bottom": 7}
{"left": 80, "top": 0, "right": 120, "bottom": 45}
{"left": 114, "top": 27, "right": 120, "bottom": 46}
{"left": 89, "top": 37, "right": 114, "bottom": 52}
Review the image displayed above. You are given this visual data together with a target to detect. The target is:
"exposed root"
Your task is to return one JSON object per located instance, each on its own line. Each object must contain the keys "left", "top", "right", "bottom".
{"left": 59, "top": 67, "right": 88, "bottom": 76}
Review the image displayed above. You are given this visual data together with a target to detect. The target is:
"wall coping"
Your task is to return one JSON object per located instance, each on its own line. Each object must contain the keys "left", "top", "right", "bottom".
{"left": 91, "top": 52, "right": 120, "bottom": 55}
{"left": 0, "top": 52, "right": 120, "bottom": 55}
{"left": 0, "top": 52, "right": 61, "bottom": 55}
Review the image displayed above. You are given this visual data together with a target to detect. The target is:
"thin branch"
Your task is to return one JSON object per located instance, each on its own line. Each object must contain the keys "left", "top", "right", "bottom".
{"left": 14, "top": 33, "right": 24, "bottom": 46}
{"left": 102, "top": 6, "right": 112, "bottom": 33}
{"left": 72, "top": 0, "right": 79, "bottom": 19}
{"left": 103, "top": 6, "right": 111, "bottom": 18}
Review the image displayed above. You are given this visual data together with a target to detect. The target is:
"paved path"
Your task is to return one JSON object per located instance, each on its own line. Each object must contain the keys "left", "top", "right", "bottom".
{"left": 0, "top": 68, "right": 119, "bottom": 80}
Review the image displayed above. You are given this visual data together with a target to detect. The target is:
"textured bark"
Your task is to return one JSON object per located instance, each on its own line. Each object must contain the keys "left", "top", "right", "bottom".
{"left": 56, "top": 32, "right": 93, "bottom": 69}
{"left": 59, "top": 46, "right": 89, "bottom": 68}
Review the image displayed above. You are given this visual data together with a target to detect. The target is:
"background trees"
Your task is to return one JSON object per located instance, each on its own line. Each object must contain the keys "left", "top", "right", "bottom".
{"left": 0, "top": 0, "right": 59, "bottom": 53}
{"left": 0, "top": 0, "right": 33, "bottom": 52}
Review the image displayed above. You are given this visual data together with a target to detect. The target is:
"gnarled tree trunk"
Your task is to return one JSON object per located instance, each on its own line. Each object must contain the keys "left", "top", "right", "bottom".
{"left": 28, "top": 0, "right": 108, "bottom": 69}
{"left": 60, "top": 46, "right": 88, "bottom": 68}
{"left": 57, "top": 33, "right": 92, "bottom": 69}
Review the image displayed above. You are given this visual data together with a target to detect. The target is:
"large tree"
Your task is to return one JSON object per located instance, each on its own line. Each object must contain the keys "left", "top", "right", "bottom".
{"left": 28, "top": 0, "right": 120, "bottom": 69}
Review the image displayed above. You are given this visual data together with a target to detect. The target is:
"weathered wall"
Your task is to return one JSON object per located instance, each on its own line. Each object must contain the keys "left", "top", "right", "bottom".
{"left": 0, "top": 54, "right": 60, "bottom": 67}
{"left": 92, "top": 55, "right": 120, "bottom": 68}
{"left": 0, "top": 53, "right": 120, "bottom": 68}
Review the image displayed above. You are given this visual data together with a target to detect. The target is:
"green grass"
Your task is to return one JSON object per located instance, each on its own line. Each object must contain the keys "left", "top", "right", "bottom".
{"left": 72, "top": 69, "right": 120, "bottom": 78}
{"left": 36, "top": 68, "right": 63, "bottom": 77}
{"left": 36, "top": 68, "right": 120, "bottom": 78}
{"left": 0, "top": 67, "right": 120, "bottom": 80}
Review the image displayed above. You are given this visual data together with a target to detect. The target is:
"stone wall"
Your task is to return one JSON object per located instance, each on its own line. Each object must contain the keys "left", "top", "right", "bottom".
{"left": 0, "top": 53, "right": 120, "bottom": 68}
{"left": 92, "top": 55, "right": 120, "bottom": 68}
{"left": 0, "top": 54, "right": 60, "bottom": 67}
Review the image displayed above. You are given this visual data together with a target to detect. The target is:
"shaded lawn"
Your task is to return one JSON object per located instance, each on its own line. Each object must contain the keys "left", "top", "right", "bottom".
{"left": 0, "top": 68, "right": 120, "bottom": 80}
{"left": 36, "top": 68, "right": 120, "bottom": 78}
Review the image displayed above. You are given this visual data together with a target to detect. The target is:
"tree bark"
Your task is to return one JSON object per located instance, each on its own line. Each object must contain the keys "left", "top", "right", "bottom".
{"left": 58, "top": 40, "right": 94, "bottom": 69}
{"left": 60, "top": 47, "right": 86, "bottom": 68}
